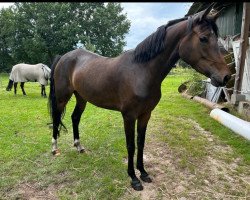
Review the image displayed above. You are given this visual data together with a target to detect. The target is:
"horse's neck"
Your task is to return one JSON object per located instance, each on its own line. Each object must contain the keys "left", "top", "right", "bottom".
{"left": 149, "top": 21, "right": 188, "bottom": 81}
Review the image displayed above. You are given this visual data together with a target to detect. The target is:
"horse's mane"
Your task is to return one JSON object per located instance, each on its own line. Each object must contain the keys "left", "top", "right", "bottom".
{"left": 133, "top": 16, "right": 219, "bottom": 63}
{"left": 133, "top": 17, "right": 188, "bottom": 63}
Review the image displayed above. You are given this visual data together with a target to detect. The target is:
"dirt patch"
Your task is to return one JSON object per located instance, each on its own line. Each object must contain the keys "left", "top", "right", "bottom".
{"left": 15, "top": 183, "right": 59, "bottom": 200}
{"left": 2, "top": 182, "right": 61, "bottom": 200}
{"left": 120, "top": 119, "right": 250, "bottom": 200}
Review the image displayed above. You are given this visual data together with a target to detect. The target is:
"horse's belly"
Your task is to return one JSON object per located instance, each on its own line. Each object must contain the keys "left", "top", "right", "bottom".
{"left": 74, "top": 73, "right": 121, "bottom": 110}
{"left": 91, "top": 101, "right": 120, "bottom": 111}
{"left": 84, "top": 93, "right": 121, "bottom": 111}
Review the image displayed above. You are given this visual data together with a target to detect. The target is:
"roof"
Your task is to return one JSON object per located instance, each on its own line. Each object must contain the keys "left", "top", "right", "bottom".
{"left": 186, "top": 2, "right": 235, "bottom": 16}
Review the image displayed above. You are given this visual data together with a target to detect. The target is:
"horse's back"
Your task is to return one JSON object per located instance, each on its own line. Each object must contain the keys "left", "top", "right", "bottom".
{"left": 58, "top": 49, "right": 104, "bottom": 68}
{"left": 55, "top": 49, "right": 106, "bottom": 83}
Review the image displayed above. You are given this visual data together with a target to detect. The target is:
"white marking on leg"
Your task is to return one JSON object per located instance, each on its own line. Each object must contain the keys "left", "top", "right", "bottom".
{"left": 52, "top": 138, "right": 58, "bottom": 153}
{"left": 74, "top": 139, "right": 85, "bottom": 153}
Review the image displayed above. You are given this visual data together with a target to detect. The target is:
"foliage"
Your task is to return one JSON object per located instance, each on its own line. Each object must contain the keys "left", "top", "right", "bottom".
{"left": 0, "top": 8, "right": 16, "bottom": 72}
{"left": 175, "top": 64, "right": 207, "bottom": 96}
{"left": 0, "top": 3, "right": 130, "bottom": 72}
{"left": 186, "top": 70, "right": 207, "bottom": 96}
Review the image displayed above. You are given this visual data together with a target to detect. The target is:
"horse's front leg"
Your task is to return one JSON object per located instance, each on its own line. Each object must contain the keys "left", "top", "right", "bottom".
{"left": 122, "top": 113, "right": 143, "bottom": 191}
{"left": 137, "top": 112, "right": 152, "bottom": 183}
{"left": 20, "top": 82, "right": 26, "bottom": 95}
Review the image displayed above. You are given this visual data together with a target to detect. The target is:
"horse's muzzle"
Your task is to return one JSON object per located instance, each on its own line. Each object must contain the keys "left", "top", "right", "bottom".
{"left": 211, "top": 74, "right": 231, "bottom": 87}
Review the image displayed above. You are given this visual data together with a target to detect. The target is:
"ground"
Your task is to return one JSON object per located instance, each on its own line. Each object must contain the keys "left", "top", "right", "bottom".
{"left": 0, "top": 70, "right": 249, "bottom": 199}
{"left": 10, "top": 118, "right": 250, "bottom": 200}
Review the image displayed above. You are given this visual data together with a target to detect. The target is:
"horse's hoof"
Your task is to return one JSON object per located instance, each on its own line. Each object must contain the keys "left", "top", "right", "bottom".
{"left": 52, "top": 149, "right": 60, "bottom": 156}
{"left": 74, "top": 141, "right": 85, "bottom": 153}
{"left": 140, "top": 174, "right": 152, "bottom": 183}
{"left": 131, "top": 179, "right": 143, "bottom": 191}
{"left": 78, "top": 148, "right": 85, "bottom": 153}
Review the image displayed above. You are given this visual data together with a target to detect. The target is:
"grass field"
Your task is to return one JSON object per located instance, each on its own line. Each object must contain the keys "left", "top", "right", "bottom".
{"left": 0, "top": 69, "right": 249, "bottom": 199}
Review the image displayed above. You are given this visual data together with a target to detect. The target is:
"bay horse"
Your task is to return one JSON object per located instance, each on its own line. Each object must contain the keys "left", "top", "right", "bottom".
{"left": 6, "top": 63, "right": 51, "bottom": 97}
{"left": 48, "top": 5, "right": 231, "bottom": 191}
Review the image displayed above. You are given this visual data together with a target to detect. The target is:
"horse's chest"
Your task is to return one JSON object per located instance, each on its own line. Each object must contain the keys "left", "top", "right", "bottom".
{"left": 133, "top": 88, "right": 161, "bottom": 112}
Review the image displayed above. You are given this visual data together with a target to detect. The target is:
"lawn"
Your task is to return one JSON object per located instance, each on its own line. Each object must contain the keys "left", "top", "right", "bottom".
{"left": 0, "top": 69, "right": 249, "bottom": 199}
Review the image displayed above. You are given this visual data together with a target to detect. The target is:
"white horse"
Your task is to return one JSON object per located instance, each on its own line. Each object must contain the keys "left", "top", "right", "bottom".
{"left": 6, "top": 63, "right": 51, "bottom": 97}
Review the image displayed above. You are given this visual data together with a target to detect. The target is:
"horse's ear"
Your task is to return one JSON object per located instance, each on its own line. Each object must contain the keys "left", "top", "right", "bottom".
{"left": 193, "top": 3, "right": 215, "bottom": 22}
{"left": 209, "top": 7, "right": 225, "bottom": 21}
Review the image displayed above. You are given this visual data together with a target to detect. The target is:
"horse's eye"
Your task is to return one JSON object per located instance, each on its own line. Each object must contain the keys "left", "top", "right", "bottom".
{"left": 200, "top": 36, "right": 208, "bottom": 43}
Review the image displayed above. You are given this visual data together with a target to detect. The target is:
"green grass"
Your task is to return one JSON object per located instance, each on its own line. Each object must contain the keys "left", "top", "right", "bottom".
{"left": 0, "top": 69, "right": 249, "bottom": 199}
{"left": 158, "top": 69, "right": 250, "bottom": 164}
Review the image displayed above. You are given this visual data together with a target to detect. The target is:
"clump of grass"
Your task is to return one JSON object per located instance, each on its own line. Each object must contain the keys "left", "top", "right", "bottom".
{"left": 185, "top": 69, "right": 207, "bottom": 96}
{"left": 176, "top": 60, "right": 207, "bottom": 97}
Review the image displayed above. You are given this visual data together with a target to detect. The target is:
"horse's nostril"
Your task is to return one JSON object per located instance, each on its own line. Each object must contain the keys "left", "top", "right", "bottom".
{"left": 223, "top": 75, "right": 231, "bottom": 85}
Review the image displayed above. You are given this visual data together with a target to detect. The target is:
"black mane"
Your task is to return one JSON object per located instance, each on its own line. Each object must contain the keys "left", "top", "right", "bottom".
{"left": 133, "top": 15, "right": 219, "bottom": 63}
{"left": 134, "top": 17, "right": 188, "bottom": 63}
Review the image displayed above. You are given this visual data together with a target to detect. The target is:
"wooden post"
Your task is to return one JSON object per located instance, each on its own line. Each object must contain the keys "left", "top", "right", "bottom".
{"left": 233, "top": 2, "right": 250, "bottom": 96}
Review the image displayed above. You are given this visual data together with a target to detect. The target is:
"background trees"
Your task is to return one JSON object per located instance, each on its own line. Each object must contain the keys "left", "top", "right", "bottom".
{"left": 0, "top": 2, "right": 130, "bottom": 72}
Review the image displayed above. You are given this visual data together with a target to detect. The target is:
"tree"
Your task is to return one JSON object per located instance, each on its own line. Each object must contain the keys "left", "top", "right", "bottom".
{"left": 0, "top": 7, "right": 16, "bottom": 72}
{"left": 0, "top": 3, "right": 130, "bottom": 72}
{"left": 76, "top": 3, "right": 131, "bottom": 57}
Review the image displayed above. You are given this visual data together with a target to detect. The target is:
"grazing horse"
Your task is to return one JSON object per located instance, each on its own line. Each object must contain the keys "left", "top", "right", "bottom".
{"left": 48, "top": 5, "right": 231, "bottom": 191}
{"left": 6, "top": 63, "right": 51, "bottom": 97}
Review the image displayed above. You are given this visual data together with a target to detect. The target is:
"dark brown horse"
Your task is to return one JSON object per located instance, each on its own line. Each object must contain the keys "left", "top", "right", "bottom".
{"left": 49, "top": 5, "right": 231, "bottom": 191}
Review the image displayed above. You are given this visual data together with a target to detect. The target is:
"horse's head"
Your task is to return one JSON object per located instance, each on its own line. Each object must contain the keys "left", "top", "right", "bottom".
{"left": 6, "top": 79, "right": 13, "bottom": 91}
{"left": 179, "top": 4, "right": 231, "bottom": 87}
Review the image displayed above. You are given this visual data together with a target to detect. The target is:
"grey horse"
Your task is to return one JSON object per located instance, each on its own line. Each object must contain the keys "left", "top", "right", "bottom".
{"left": 6, "top": 63, "right": 51, "bottom": 97}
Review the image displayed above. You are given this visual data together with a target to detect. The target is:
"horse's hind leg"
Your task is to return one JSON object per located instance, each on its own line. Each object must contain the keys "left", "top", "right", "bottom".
{"left": 41, "top": 85, "right": 46, "bottom": 97}
{"left": 51, "top": 91, "right": 73, "bottom": 155}
{"left": 20, "top": 82, "right": 26, "bottom": 95}
{"left": 51, "top": 100, "right": 69, "bottom": 155}
{"left": 137, "top": 112, "right": 152, "bottom": 183}
{"left": 14, "top": 82, "right": 17, "bottom": 95}
{"left": 71, "top": 92, "right": 86, "bottom": 153}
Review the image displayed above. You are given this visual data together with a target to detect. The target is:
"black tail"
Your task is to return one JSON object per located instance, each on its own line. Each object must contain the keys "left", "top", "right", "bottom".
{"left": 48, "top": 55, "right": 67, "bottom": 137}
{"left": 6, "top": 79, "right": 13, "bottom": 91}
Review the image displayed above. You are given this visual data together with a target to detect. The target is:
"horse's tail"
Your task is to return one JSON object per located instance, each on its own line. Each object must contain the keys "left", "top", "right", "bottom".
{"left": 48, "top": 55, "right": 67, "bottom": 137}
{"left": 6, "top": 79, "right": 13, "bottom": 91}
